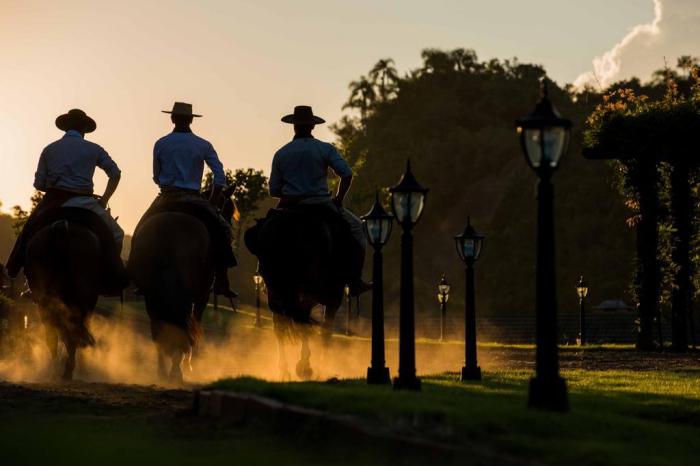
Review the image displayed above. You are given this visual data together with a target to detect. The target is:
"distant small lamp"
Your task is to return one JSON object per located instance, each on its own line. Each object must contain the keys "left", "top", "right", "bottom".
{"left": 577, "top": 276, "right": 589, "bottom": 346}
{"left": 253, "top": 270, "right": 264, "bottom": 327}
{"left": 576, "top": 276, "right": 589, "bottom": 299}
{"left": 437, "top": 275, "right": 450, "bottom": 341}
{"left": 344, "top": 284, "right": 351, "bottom": 336}
{"left": 454, "top": 217, "right": 484, "bottom": 381}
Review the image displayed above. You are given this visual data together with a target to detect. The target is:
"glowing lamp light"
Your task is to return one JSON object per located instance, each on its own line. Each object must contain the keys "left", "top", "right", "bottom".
{"left": 576, "top": 276, "right": 589, "bottom": 299}
{"left": 437, "top": 275, "right": 450, "bottom": 304}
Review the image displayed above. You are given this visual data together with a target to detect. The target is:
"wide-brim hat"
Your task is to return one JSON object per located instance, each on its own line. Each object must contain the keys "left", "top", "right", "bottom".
{"left": 281, "top": 105, "right": 325, "bottom": 125}
{"left": 162, "top": 101, "right": 202, "bottom": 118}
{"left": 55, "top": 109, "right": 96, "bottom": 133}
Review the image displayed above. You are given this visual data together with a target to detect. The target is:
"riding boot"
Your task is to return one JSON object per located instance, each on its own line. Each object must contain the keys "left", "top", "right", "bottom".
{"left": 213, "top": 268, "right": 239, "bottom": 299}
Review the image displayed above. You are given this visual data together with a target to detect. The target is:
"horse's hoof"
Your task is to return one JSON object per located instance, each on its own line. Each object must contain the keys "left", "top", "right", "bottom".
{"left": 295, "top": 362, "right": 313, "bottom": 381}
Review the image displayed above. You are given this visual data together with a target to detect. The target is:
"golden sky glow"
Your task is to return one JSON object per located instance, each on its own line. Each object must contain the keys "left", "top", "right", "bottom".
{"left": 0, "top": 0, "right": 659, "bottom": 232}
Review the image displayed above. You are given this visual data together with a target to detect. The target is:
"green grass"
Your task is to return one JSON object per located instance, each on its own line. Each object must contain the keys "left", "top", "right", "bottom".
{"left": 209, "top": 368, "right": 700, "bottom": 466}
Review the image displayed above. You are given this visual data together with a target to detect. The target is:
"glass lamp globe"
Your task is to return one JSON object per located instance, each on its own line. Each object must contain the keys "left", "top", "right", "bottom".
{"left": 454, "top": 217, "right": 485, "bottom": 263}
{"left": 361, "top": 192, "right": 394, "bottom": 248}
{"left": 576, "top": 276, "right": 589, "bottom": 299}
{"left": 437, "top": 275, "right": 450, "bottom": 304}
{"left": 516, "top": 77, "right": 572, "bottom": 171}
{"left": 389, "top": 160, "right": 429, "bottom": 226}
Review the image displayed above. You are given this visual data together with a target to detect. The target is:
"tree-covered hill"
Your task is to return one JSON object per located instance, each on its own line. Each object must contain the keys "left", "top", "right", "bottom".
{"left": 335, "top": 50, "right": 634, "bottom": 316}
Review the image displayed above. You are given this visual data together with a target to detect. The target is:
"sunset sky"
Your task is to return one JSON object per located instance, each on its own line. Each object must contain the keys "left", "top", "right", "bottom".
{"left": 0, "top": 0, "right": 694, "bottom": 233}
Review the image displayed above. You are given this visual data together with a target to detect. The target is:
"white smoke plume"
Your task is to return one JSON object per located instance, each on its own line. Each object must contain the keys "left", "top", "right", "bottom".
{"left": 574, "top": 0, "right": 700, "bottom": 89}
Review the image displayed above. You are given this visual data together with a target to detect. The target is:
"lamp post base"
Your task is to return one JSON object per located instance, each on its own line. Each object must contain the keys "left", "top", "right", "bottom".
{"left": 528, "top": 376, "right": 569, "bottom": 411}
{"left": 367, "top": 367, "right": 391, "bottom": 385}
{"left": 393, "top": 375, "right": 421, "bottom": 391}
{"left": 460, "top": 366, "right": 482, "bottom": 381}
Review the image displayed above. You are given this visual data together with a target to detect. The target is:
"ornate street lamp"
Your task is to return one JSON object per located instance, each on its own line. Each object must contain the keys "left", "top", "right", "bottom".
{"left": 437, "top": 275, "right": 450, "bottom": 341}
{"left": 576, "top": 276, "right": 589, "bottom": 346}
{"left": 253, "top": 269, "right": 264, "bottom": 327}
{"left": 390, "top": 159, "right": 428, "bottom": 391}
{"left": 454, "top": 217, "right": 484, "bottom": 381}
{"left": 516, "top": 76, "right": 572, "bottom": 411}
{"left": 361, "top": 192, "right": 394, "bottom": 384}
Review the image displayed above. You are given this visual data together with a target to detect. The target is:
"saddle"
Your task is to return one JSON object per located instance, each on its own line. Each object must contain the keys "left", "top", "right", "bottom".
{"left": 136, "top": 194, "right": 237, "bottom": 267}
{"left": 246, "top": 205, "right": 355, "bottom": 274}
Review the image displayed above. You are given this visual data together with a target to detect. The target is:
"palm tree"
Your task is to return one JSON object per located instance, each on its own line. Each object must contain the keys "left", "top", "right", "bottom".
{"left": 368, "top": 58, "right": 399, "bottom": 101}
{"left": 420, "top": 49, "right": 453, "bottom": 75}
{"left": 343, "top": 76, "right": 376, "bottom": 121}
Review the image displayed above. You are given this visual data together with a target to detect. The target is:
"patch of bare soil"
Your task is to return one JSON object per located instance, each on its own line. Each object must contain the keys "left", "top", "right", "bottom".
{"left": 0, "top": 381, "right": 192, "bottom": 418}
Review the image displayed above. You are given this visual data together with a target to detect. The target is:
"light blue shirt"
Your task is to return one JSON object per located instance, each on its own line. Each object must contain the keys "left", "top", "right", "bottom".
{"left": 269, "top": 137, "right": 352, "bottom": 198}
{"left": 34, "top": 130, "right": 121, "bottom": 194}
{"left": 153, "top": 130, "right": 225, "bottom": 190}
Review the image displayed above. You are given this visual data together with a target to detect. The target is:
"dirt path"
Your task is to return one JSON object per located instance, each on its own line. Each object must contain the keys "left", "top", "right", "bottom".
{"left": 0, "top": 380, "right": 193, "bottom": 417}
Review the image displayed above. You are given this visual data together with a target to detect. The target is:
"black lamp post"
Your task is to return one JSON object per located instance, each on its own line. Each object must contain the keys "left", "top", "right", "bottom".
{"left": 576, "top": 276, "right": 589, "bottom": 346}
{"left": 390, "top": 159, "right": 428, "bottom": 391}
{"left": 253, "top": 270, "right": 263, "bottom": 327}
{"left": 437, "top": 275, "right": 450, "bottom": 341}
{"left": 454, "top": 217, "right": 484, "bottom": 381}
{"left": 516, "top": 76, "right": 572, "bottom": 411}
{"left": 362, "top": 192, "right": 394, "bottom": 385}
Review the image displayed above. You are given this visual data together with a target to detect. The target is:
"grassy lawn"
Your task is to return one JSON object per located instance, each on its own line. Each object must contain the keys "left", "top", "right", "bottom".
{"left": 0, "top": 384, "right": 428, "bottom": 466}
{"left": 210, "top": 368, "right": 700, "bottom": 466}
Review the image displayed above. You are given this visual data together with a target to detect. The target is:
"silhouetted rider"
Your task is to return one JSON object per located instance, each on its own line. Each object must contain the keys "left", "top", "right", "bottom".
{"left": 270, "top": 105, "right": 371, "bottom": 296}
{"left": 5, "top": 108, "right": 126, "bottom": 294}
{"left": 143, "top": 102, "right": 237, "bottom": 298}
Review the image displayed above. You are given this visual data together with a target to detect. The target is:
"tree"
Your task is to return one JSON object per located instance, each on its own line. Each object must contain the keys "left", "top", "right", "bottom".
{"left": 343, "top": 76, "right": 377, "bottom": 121}
{"left": 368, "top": 58, "right": 399, "bottom": 101}
{"left": 11, "top": 191, "right": 44, "bottom": 237}
{"left": 202, "top": 168, "right": 268, "bottom": 249}
{"left": 334, "top": 48, "right": 633, "bottom": 323}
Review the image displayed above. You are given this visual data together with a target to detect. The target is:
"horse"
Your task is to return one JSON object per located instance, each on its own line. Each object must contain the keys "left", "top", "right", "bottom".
{"left": 245, "top": 206, "right": 346, "bottom": 380}
{"left": 24, "top": 219, "right": 103, "bottom": 381}
{"left": 128, "top": 190, "right": 235, "bottom": 383}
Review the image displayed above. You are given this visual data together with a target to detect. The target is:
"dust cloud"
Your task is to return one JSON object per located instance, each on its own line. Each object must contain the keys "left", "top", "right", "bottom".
{"left": 0, "top": 299, "right": 498, "bottom": 386}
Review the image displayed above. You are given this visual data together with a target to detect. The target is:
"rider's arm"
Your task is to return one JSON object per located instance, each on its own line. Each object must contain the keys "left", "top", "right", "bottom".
{"left": 96, "top": 147, "right": 122, "bottom": 208}
{"left": 100, "top": 173, "right": 121, "bottom": 208}
{"left": 334, "top": 175, "right": 353, "bottom": 207}
{"left": 203, "top": 142, "right": 226, "bottom": 189}
{"left": 33, "top": 151, "right": 48, "bottom": 192}
{"left": 326, "top": 144, "right": 353, "bottom": 207}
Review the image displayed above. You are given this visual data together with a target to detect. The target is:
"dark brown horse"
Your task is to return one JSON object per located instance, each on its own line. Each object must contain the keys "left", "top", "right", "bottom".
{"left": 24, "top": 219, "right": 102, "bottom": 380}
{"left": 128, "top": 212, "right": 213, "bottom": 382}
{"left": 245, "top": 207, "right": 346, "bottom": 379}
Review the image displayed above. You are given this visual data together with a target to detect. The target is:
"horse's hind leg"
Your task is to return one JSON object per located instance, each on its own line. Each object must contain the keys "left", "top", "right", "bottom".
{"left": 44, "top": 325, "right": 59, "bottom": 360}
{"left": 295, "top": 333, "right": 313, "bottom": 380}
{"left": 273, "top": 314, "right": 292, "bottom": 381}
{"left": 169, "top": 349, "right": 185, "bottom": 384}
{"left": 62, "top": 338, "right": 77, "bottom": 382}
{"left": 156, "top": 344, "right": 168, "bottom": 382}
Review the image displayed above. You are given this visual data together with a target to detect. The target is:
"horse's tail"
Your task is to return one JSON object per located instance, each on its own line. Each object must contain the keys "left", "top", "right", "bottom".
{"left": 41, "top": 221, "right": 96, "bottom": 347}
{"left": 148, "top": 266, "right": 201, "bottom": 351}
